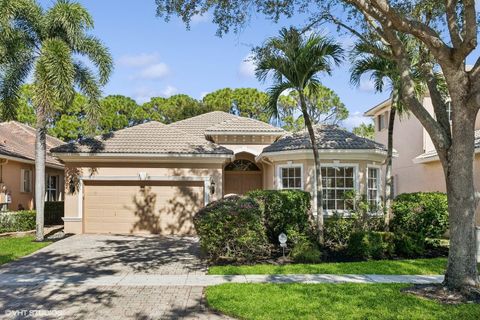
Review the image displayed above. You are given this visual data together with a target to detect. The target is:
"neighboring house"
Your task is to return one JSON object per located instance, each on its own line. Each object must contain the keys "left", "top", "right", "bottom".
{"left": 0, "top": 121, "right": 65, "bottom": 211}
{"left": 51, "top": 111, "right": 387, "bottom": 235}
{"left": 364, "top": 97, "right": 480, "bottom": 227}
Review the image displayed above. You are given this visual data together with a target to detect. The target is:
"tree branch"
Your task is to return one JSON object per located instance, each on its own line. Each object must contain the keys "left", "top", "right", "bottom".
{"left": 381, "top": 26, "right": 450, "bottom": 151}
{"left": 445, "top": 0, "right": 462, "bottom": 48}
{"left": 346, "top": 0, "right": 454, "bottom": 64}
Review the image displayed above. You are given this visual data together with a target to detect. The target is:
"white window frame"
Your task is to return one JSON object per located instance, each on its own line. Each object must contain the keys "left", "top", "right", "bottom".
{"left": 321, "top": 163, "right": 359, "bottom": 214}
{"left": 46, "top": 174, "right": 59, "bottom": 201}
{"left": 377, "top": 113, "right": 386, "bottom": 131}
{"left": 277, "top": 163, "right": 304, "bottom": 190}
{"left": 367, "top": 165, "right": 382, "bottom": 210}
{"left": 20, "top": 169, "right": 32, "bottom": 193}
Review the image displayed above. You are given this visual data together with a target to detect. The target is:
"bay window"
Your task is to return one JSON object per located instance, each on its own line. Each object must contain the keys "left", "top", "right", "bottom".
{"left": 367, "top": 167, "right": 381, "bottom": 210}
{"left": 321, "top": 166, "right": 356, "bottom": 212}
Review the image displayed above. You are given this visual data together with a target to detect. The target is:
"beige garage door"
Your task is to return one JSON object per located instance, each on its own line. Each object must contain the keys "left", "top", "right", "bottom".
{"left": 84, "top": 181, "right": 204, "bottom": 235}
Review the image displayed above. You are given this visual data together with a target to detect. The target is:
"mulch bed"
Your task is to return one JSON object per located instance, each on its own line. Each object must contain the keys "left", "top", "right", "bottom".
{"left": 402, "top": 284, "right": 480, "bottom": 304}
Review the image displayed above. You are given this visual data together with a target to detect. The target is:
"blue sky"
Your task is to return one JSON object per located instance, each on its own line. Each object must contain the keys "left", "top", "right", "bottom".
{"left": 38, "top": 1, "right": 480, "bottom": 129}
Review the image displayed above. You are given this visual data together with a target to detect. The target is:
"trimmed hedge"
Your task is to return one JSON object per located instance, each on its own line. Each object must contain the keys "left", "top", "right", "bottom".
{"left": 0, "top": 211, "right": 36, "bottom": 233}
{"left": 193, "top": 196, "right": 271, "bottom": 263}
{"left": 247, "top": 190, "right": 312, "bottom": 245}
{"left": 391, "top": 192, "right": 448, "bottom": 238}
{"left": 44, "top": 201, "right": 64, "bottom": 225}
{"left": 347, "top": 231, "right": 395, "bottom": 260}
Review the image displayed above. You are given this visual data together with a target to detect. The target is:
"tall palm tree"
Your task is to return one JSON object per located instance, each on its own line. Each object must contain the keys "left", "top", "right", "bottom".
{"left": 254, "top": 27, "right": 343, "bottom": 243}
{"left": 0, "top": 0, "right": 113, "bottom": 241}
{"left": 350, "top": 40, "right": 424, "bottom": 225}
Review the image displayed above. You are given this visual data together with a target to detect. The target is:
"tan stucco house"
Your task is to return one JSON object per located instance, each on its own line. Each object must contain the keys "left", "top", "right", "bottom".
{"left": 52, "top": 111, "right": 387, "bottom": 235}
{"left": 0, "top": 121, "right": 65, "bottom": 211}
{"left": 365, "top": 97, "right": 480, "bottom": 227}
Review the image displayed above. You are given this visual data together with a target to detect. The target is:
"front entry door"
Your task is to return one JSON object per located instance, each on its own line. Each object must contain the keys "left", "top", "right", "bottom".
{"left": 225, "top": 171, "right": 262, "bottom": 195}
{"left": 224, "top": 159, "right": 263, "bottom": 195}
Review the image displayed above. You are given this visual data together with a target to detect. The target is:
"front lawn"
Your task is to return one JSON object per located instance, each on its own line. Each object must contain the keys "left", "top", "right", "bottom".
{"left": 209, "top": 257, "right": 448, "bottom": 275}
{"left": 0, "top": 236, "right": 51, "bottom": 265}
{"left": 206, "top": 283, "right": 480, "bottom": 320}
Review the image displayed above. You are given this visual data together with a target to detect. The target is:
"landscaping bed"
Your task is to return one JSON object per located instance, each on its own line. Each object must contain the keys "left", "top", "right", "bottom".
{"left": 206, "top": 283, "right": 480, "bottom": 320}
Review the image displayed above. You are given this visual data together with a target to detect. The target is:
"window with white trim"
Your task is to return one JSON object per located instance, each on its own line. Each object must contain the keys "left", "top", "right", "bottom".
{"left": 46, "top": 175, "right": 58, "bottom": 201}
{"left": 321, "top": 166, "right": 355, "bottom": 211}
{"left": 20, "top": 169, "right": 32, "bottom": 193}
{"left": 279, "top": 166, "right": 303, "bottom": 190}
{"left": 377, "top": 113, "right": 386, "bottom": 131}
{"left": 367, "top": 167, "right": 380, "bottom": 210}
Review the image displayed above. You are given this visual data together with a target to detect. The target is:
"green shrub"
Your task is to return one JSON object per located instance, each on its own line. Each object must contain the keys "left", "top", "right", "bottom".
{"left": 324, "top": 215, "right": 356, "bottom": 251}
{"left": 287, "top": 229, "right": 322, "bottom": 263}
{"left": 347, "top": 231, "right": 395, "bottom": 260}
{"left": 193, "top": 196, "right": 271, "bottom": 263}
{"left": 247, "top": 190, "right": 312, "bottom": 245}
{"left": 324, "top": 210, "right": 385, "bottom": 253}
{"left": 290, "top": 245, "right": 322, "bottom": 263}
{"left": 391, "top": 192, "right": 448, "bottom": 238}
{"left": 44, "top": 201, "right": 64, "bottom": 225}
{"left": 0, "top": 211, "right": 36, "bottom": 233}
{"left": 394, "top": 233, "right": 426, "bottom": 258}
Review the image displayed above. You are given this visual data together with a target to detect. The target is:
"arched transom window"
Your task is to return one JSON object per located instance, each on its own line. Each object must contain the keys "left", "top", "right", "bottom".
{"left": 225, "top": 159, "right": 260, "bottom": 171}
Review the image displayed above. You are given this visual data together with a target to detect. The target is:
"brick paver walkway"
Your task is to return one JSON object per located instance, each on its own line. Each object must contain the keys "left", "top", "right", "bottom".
{"left": 0, "top": 234, "right": 230, "bottom": 320}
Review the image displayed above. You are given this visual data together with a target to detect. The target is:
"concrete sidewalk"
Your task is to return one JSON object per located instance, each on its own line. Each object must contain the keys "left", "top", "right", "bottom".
{"left": 0, "top": 273, "right": 444, "bottom": 287}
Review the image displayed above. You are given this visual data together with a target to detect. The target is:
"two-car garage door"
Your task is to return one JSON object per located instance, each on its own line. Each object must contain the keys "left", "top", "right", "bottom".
{"left": 83, "top": 180, "right": 204, "bottom": 235}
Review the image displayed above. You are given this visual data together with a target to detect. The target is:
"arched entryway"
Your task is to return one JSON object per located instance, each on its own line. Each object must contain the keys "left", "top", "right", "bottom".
{"left": 224, "top": 153, "right": 263, "bottom": 195}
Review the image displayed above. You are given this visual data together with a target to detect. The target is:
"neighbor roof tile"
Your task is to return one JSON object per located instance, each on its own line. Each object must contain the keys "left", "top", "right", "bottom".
{"left": 0, "top": 121, "right": 64, "bottom": 167}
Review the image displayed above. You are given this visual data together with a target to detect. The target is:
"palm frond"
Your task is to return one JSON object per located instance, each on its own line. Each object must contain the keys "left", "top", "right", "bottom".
{"left": 34, "top": 38, "right": 75, "bottom": 109}
{"left": 266, "top": 81, "right": 295, "bottom": 120}
{"left": 73, "top": 61, "right": 101, "bottom": 128}
{"left": 74, "top": 35, "right": 113, "bottom": 85}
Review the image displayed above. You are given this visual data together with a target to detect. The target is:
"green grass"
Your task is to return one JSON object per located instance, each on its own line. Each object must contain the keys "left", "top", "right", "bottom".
{"left": 208, "top": 258, "right": 448, "bottom": 275}
{"left": 206, "top": 283, "right": 480, "bottom": 320}
{"left": 0, "top": 236, "right": 51, "bottom": 265}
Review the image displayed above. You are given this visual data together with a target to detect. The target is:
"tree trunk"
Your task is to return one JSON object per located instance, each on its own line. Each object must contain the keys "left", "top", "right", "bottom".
{"left": 299, "top": 91, "right": 324, "bottom": 244}
{"left": 35, "top": 107, "right": 46, "bottom": 242}
{"left": 384, "top": 106, "right": 396, "bottom": 227}
{"left": 442, "top": 105, "right": 479, "bottom": 290}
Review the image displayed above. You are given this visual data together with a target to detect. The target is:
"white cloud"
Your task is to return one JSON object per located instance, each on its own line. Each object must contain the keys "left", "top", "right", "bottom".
{"left": 342, "top": 111, "right": 373, "bottom": 131}
{"left": 161, "top": 85, "right": 178, "bottom": 97}
{"left": 132, "top": 85, "right": 178, "bottom": 103}
{"left": 118, "top": 53, "right": 160, "bottom": 67}
{"left": 359, "top": 78, "right": 376, "bottom": 92}
{"left": 191, "top": 13, "right": 210, "bottom": 25}
{"left": 238, "top": 54, "right": 256, "bottom": 79}
{"left": 199, "top": 91, "right": 210, "bottom": 99}
{"left": 139, "top": 63, "right": 170, "bottom": 80}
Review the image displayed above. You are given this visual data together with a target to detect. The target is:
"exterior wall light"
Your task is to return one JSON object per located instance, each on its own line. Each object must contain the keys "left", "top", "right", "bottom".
{"left": 210, "top": 180, "right": 216, "bottom": 195}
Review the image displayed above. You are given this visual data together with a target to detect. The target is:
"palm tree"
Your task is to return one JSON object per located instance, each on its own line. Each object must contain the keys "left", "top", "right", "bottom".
{"left": 0, "top": 0, "right": 113, "bottom": 241}
{"left": 350, "top": 40, "right": 424, "bottom": 225}
{"left": 254, "top": 27, "right": 343, "bottom": 243}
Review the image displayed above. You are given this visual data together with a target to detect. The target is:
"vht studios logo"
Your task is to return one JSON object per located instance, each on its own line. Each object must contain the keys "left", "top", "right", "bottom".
{"left": 4, "top": 309, "right": 64, "bottom": 317}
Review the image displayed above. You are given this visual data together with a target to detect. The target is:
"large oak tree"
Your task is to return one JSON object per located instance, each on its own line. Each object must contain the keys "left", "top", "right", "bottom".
{"left": 155, "top": 0, "right": 480, "bottom": 290}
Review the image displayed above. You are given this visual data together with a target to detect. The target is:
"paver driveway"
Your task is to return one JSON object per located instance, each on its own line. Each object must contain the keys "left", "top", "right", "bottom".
{"left": 0, "top": 234, "right": 229, "bottom": 319}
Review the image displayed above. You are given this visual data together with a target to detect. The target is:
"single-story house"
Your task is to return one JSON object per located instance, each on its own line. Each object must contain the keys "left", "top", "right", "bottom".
{"left": 51, "top": 111, "right": 387, "bottom": 235}
{"left": 0, "top": 121, "right": 65, "bottom": 211}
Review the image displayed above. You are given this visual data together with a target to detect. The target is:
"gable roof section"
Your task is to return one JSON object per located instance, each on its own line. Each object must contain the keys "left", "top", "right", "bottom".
{"left": 169, "top": 111, "right": 284, "bottom": 137}
{"left": 364, "top": 98, "right": 392, "bottom": 117}
{"left": 262, "top": 125, "right": 387, "bottom": 154}
{"left": 204, "top": 116, "right": 285, "bottom": 136}
{"left": 51, "top": 121, "right": 233, "bottom": 156}
{"left": 0, "top": 121, "right": 64, "bottom": 167}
